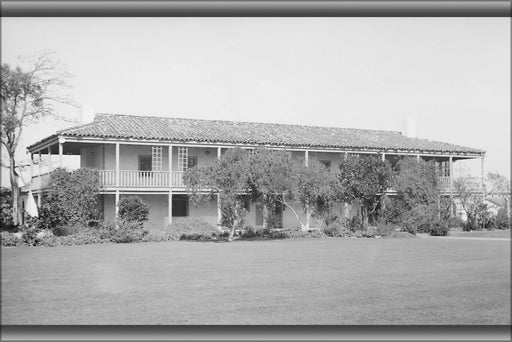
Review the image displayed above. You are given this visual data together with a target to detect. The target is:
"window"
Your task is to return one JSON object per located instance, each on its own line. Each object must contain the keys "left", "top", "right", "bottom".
{"left": 178, "top": 147, "right": 189, "bottom": 171}
{"left": 320, "top": 160, "right": 331, "bottom": 169}
{"left": 152, "top": 146, "right": 162, "bottom": 171}
{"left": 139, "top": 155, "right": 152, "bottom": 171}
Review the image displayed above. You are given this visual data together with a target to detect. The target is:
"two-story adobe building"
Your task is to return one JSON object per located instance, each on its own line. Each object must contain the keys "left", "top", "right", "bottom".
{"left": 26, "top": 113, "right": 485, "bottom": 231}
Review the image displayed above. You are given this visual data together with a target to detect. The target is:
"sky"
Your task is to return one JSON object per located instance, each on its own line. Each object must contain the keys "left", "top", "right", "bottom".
{"left": 1, "top": 17, "right": 510, "bottom": 187}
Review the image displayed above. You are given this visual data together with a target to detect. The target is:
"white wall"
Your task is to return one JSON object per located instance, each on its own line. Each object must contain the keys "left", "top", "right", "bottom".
{"left": 102, "top": 193, "right": 168, "bottom": 231}
{"left": 188, "top": 197, "right": 218, "bottom": 227}
{"left": 82, "top": 144, "right": 219, "bottom": 171}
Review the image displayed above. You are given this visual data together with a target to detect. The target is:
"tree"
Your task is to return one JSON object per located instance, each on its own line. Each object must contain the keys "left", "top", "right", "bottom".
{"left": 37, "top": 168, "right": 101, "bottom": 232}
{"left": 383, "top": 157, "right": 445, "bottom": 234}
{"left": 486, "top": 172, "right": 511, "bottom": 221}
{"left": 291, "top": 159, "right": 337, "bottom": 231}
{"left": 184, "top": 148, "right": 252, "bottom": 241}
{"left": 1, "top": 52, "right": 72, "bottom": 226}
{"left": 246, "top": 148, "right": 294, "bottom": 229}
{"left": 336, "top": 155, "right": 394, "bottom": 228}
{"left": 247, "top": 148, "right": 336, "bottom": 231}
{"left": 0, "top": 187, "right": 15, "bottom": 231}
{"left": 453, "top": 174, "right": 485, "bottom": 231}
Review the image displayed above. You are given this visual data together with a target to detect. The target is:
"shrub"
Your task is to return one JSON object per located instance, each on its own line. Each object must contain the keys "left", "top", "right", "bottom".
{"left": 268, "top": 228, "right": 327, "bottom": 239}
{"left": 53, "top": 224, "right": 81, "bottom": 237}
{"left": 446, "top": 216, "right": 464, "bottom": 230}
{"left": 495, "top": 208, "right": 510, "bottom": 230}
{"left": 35, "top": 168, "right": 101, "bottom": 233}
{"left": 269, "top": 229, "right": 291, "bottom": 239}
{"left": 0, "top": 188, "right": 16, "bottom": 232}
{"left": 375, "top": 223, "right": 397, "bottom": 237}
{"left": 21, "top": 225, "right": 40, "bottom": 246}
{"left": 118, "top": 196, "right": 150, "bottom": 223}
{"left": 429, "top": 221, "right": 449, "bottom": 236}
{"left": 166, "top": 217, "right": 218, "bottom": 241}
{"left": 99, "top": 219, "right": 145, "bottom": 243}
{"left": 1, "top": 231, "right": 20, "bottom": 247}
{"left": 141, "top": 231, "right": 175, "bottom": 242}
{"left": 241, "top": 226, "right": 269, "bottom": 239}
{"left": 347, "top": 216, "right": 362, "bottom": 232}
{"left": 322, "top": 218, "right": 352, "bottom": 237}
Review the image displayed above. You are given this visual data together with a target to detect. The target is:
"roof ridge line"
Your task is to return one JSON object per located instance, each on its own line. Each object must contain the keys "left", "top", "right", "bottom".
{"left": 94, "top": 112, "right": 403, "bottom": 135}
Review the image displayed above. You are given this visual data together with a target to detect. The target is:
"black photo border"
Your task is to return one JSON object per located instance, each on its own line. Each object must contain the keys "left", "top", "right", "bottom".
{"left": 1, "top": 1, "right": 511, "bottom": 341}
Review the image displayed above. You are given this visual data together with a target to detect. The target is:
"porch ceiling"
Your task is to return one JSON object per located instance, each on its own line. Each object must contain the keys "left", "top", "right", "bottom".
{"left": 32, "top": 141, "right": 84, "bottom": 155}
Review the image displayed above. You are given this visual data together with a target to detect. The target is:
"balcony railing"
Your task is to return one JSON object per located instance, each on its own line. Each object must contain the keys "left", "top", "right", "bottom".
{"left": 99, "top": 170, "right": 185, "bottom": 188}
{"left": 31, "top": 170, "right": 482, "bottom": 193}
{"left": 30, "top": 172, "right": 52, "bottom": 191}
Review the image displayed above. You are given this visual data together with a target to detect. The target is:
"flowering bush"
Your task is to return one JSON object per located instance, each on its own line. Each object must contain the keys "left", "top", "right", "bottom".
{"left": 166, "top": 217, "right": 218, "bottom": 241}
{"left": 118, "top": 196, "right": 150, "bottom": 224}
{"left": 1, "top": 231, "right": 20, "bottom": 247}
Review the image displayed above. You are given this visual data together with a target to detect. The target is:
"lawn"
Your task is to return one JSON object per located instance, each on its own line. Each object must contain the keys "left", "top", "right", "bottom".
{"left": 447, "top": 229, "right": 511, "bottom": 239}
{"left": 1, "top": 237, "right": 510, "bottom": 325}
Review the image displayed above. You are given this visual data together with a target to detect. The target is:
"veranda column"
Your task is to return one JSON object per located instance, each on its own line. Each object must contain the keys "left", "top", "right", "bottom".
{"left": 58, "top": 138, "right": 64, "bottom": 168}
{"left": 449, "top": 156, "right": 454, "bottom": 217}
{"left": 217, "top": 193, "right": 222, "bottom": 228}
{"left": 217, "top": 147, "right": 222, "bottom": 228}
{"left": 305, "top": 150, "right": 309, "bottom": 166}
{"left": 115, "top": 143, "right": 120, "bottom": 218}
{"left": 38, "top": 151, "right": 42, "bottom": 204}
{"left": 168, "top": 145, "right": 173, "bottom": 187}
{"left": 481, "top": 156, "right": 485, "bottom": 230}
{"left": 38, "top": 151, "right": 42, "bottom": 179}
{"left": 168, "top": 190, "right": 173, "bottom": 225}
{"left": 416, "top": 154, "right": 420, "bottom": 161}
{"left": 47, "top": 146, "right": 52, "bottom": 174}
{"left": 30, "top": 153, "right": 34, "bottom": 185}
{"left": 381, "top": 153, "right": 385, "bottom": 162}
{"left": 481, "top": 156, "right": 485, "bottom": 201}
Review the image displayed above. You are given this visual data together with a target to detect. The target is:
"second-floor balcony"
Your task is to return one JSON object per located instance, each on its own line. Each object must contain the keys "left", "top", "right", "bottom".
{"left": 30, "top": 171, "right": 484, "bottom": 194}
{"left": 98, "top": 170, "right": 185, "bottom": 188}
{"left": 31, "top": 170, "right": 186, "bottom": 191}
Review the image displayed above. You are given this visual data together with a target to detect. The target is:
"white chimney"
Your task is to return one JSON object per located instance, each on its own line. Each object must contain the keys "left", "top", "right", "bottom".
{"left": 79, "top": 105, "right": 96, "bottom": 124}
{"left": 401, "top": 118, "right": 417, "bottom": 138}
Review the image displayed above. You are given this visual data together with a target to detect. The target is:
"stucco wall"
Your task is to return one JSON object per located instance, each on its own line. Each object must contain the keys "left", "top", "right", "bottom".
{"left": 309, "top": 151, "right": 343, "bottom": 168}
{"left": 83, "top": 144, "right": 219, "bottom": 171}
{"left": 188, "top": 197, "right": 218, "bottom": 227}
{"left": 80, "top": 145, "right": 104, "bottom": 169}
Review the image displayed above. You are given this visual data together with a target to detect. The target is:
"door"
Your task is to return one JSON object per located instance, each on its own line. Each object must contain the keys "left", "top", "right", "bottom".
{"left": 172, "top": 195, "right": 189, "bottom": 217}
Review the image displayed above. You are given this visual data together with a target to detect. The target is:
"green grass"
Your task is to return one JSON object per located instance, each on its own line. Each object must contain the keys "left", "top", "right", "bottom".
{"left": 2, "top": 238, "right": 510, "bottom": 324}
{"left": 447, "top": 230, "right": 511, "bottom": 239}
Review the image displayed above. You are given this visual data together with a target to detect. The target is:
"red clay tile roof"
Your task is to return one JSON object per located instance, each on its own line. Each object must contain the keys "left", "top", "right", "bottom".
{"left": 27, "top": 113, "right": 485, "bottom": 155}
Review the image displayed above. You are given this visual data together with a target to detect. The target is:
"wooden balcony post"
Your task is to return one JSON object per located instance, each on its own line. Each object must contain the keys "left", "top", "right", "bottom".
{"left": 381, "top": 153, "right": 385, "bottom": 162}
{"left": 217, "top": 147, "right": 221, "bottom": 159}
{"left": 115, "top": 143, "right": 120, "bottom": 188}
{"left": 217, "top": 193, "right": 222, "bottom": 229}
{"left": 305, "top": 150, "right": 309, "bottom": 166}
{"left": 38, "top": 151, "right": 42, "bottom": 188}
{"left": 481, "top": 156, "right": 485, "bottom": 200}
{"left": 168, "top": 144, "right": 173, "bottom": 186}
{"left": 58, "top": 137, "right": 64, "bottom": 168}
{"left": 449, "top": 156, "right": 453, "bottom": 217}
{"left": 115, "top": 190, "right": 120, "bottom": 220}
{"left": 416, "top": 154, "right": 420, "bottom": 162}
{"left": 30, "top": 153, "right": 34, "bottom": 183}
{"left": 168, "top": 190, "right": 173, "bottom": 225}
{"left": 47, "top": 146, "right": 52, "bottom": 174}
